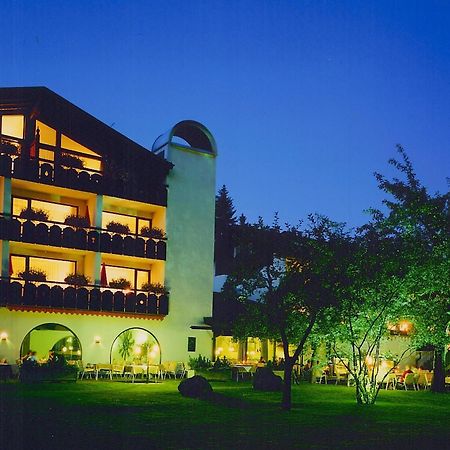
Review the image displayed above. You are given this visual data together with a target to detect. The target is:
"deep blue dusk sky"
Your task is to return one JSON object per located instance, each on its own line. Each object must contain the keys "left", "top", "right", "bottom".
{"left": 1, "top": 1, "right": 449, "bottom": 228}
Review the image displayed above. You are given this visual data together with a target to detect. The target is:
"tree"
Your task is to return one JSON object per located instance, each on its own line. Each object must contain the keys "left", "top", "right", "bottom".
{"left": 327, "top": 223, "right": 412, "bottom": 405}
{"left": 215, "top": 185, "right": 237, "bottom": 275}
{"left": 374, "top": 146, "right": 449, "bottom": 393}
{"left": 224, "top": 215, "right": 351, "bottom": 410}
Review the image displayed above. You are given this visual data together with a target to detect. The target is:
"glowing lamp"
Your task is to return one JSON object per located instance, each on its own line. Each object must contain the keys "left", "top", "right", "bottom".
{"left": 0, "top": 332, "right": 7, "bottom": 341}
{"left": 94, "top": 336, "right": 101, "bottom": 344}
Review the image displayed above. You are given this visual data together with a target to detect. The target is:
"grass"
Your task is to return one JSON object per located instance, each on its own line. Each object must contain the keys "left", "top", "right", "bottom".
{"left": 1, "top": 380, "right": 449, "bottom": 449}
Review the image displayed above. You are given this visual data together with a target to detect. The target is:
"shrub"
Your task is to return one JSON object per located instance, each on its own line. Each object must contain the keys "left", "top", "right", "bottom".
{"left": 60, "top": 153, "right": 84, "bottom": 168}
{"left": 64, "top": 273, "right": 90, "bottom": 286}
{"left": 106, "top": 221, "right": 130, "bottom": 234}
{"left": 109, "top": 278, "right": 131, "bottom": 289}
{"left": 19, "top": 207, "right": 49, "bottom": 221}
{"left": 188, "top": 355, "right": 212, "bottom": 371}
{"left": 212, "top": 356, "right": 231, "bottom": 370}
{"left": 140, "top": 282, "right": 168, "bottom": 294}
{"left": 0, "top": 141, "right": 19, "bottom": 155}
{"left": 140, "top": 226, "right": 166, "bottom": 239}
{"left": 64, "top": 214, "right": 90, "bottom": 228}
{"left": 18, "top": 269, "right": 47, "bottom": 282}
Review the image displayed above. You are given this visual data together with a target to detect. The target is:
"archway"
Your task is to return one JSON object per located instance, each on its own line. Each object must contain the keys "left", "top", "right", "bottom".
{"left": 110, "top": 327, "right": 161, "bottom": 366}
{"left": 20, "top": 323, "right": 82, "bottom": 363}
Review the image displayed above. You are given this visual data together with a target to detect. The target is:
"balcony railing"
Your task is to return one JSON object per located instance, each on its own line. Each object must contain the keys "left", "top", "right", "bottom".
{"left": 0, "top": 278, "right": 169, "bottom": 316}
{"left": 0, "top": 215, "right": 166, "bottom": 260}
{"left": 0, "top": 139, "right": 168, "bottom": 206}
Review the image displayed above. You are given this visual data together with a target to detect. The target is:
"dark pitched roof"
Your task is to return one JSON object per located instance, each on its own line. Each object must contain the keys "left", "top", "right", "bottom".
{"left": 0, "top": 86, "right": 173, "bottom": 179}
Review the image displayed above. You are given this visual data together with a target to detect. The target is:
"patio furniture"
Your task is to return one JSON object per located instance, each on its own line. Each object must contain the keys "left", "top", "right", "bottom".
{"left": 112, "top": 364, "right": 124, "bottom": 379}
{"left": 95, "top": 363, "right": 112, "bottom": 380}
{"left": 397, "top": 373, "right": 417, "bottom": 390}
{"left": 80, "top": 363, "right": 96, "bottom": 380}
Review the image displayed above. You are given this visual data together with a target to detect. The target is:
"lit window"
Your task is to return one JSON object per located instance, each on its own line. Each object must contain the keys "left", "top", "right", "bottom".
{"left": 2, "top": 115, "right": 24, "bottom": 139}
{"left": 36, "top": 121, "right": 56, "bottom": 146}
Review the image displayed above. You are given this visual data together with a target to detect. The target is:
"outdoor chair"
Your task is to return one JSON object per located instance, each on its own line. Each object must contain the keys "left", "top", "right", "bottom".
{"left": 123, "top": 365, "right": 135, "bottom": 383}
{"left": 398, "top": 373, "right": 417, "bottom": 390}
{"left": 80, "top": 363, "right": 96, "bottom": 380}
{"left": 423, "top": 372, "right": 433, "bottom": 390}
{"left": 112, "top": 364, "right": 124, "bottom": 379}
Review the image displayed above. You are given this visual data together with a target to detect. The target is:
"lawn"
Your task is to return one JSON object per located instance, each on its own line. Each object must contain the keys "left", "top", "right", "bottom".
{"left": 1, "top": 379, "right": 449, "bottom": 449}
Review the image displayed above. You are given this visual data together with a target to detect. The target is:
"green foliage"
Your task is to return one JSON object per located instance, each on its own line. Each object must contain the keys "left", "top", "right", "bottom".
{"left": 18, "top": 269, "right": 47, "bottom": 282}
{"left": 0, "top": 140, "right": 19, "bottom": 155}
{"left": 188, "top": 354, "right": 212, "bottom": 370}
{"left": 64, "top": 215, "right": 90, "bottom": 228}
{"left": 140, "top": 226, "right": 166, "bottom": 239}
{"left": 212, "top": 356, "right": 231, "bottom": 370}
{"left": 140, "top": 282, "right": 168, "bottom": 294}
{"left": 60, "top": 153, "right": 84, "bottom": 168}
{"left": 64, "top": 273, "right": 90, "bottom": 286}
{"left": 106, "top": 221, "right": 130, "bottom": 234}
{"left": 109, "top": 278, "right": 131, "bottom": 289}
{"left": 118, "top": 330, "right": 135, "bottom": 362}
{"left": 373, "top": 146, "right": 449, "bottom": 392}
{"left": 19, "top": 207, "right": 49, "bottom": 221}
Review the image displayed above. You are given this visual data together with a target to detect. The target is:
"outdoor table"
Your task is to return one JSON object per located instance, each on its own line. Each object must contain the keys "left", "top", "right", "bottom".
{"left": 232, "top": 364, "right": 254, "bottom": 381}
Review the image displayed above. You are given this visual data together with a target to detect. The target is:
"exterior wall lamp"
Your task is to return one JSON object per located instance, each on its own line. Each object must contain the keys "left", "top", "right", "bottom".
{"left": 0, "top": 332, "right": 8, "bottom": 341}
{"left": 94, "top": 336, "right": 101, "bottom": 344}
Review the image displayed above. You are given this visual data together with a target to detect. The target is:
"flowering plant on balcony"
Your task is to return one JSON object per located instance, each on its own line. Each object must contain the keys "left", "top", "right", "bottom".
{"left": 0, "top": 140, "right": 19, "bottom": 155}
{"left": 60, "top": 153, "right": 84, "bottom": 169}
{"left": 140, "top": 226, "right": 166, "bottom": 239}
{"left": 109, "top": 278, "right": 131, "bottom": 289}
{"left": 18, "top": 269, "right": 47, "bottom": 282}
{"left": 64, "top": 215, "right": 90, "bottom": 228}
{"left": 64, "top": 273, "right": 90, "bottom": 286}
{"left": 19, "top": 207, "right": 49, "bottom": 221}
{"left": 140, "top": 282, "right": 168, "bottom": 295}
{"left": 106, "top": 221, "right": 130, "bottom": 234}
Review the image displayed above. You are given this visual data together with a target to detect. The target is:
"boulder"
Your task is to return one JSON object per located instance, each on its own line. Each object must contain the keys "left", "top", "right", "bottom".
{"left": 252, "top": 367, "right": 283, "bottom": 392}
{"left": 178, "top": 375, "right": 213, "bottom": 399}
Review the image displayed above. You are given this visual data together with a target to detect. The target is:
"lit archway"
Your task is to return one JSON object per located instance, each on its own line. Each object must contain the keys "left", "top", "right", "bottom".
{"left": 110, "top": 328, "right": 161, "bottom": 366}
{"left": 20, "top": 323, "right": 82, "bottom": 363}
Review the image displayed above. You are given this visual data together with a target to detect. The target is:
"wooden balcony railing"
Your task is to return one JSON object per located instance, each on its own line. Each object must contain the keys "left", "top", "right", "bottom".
{"left": 0, "top": 139, "right": 168, "bottom": 206}
{"left": 0, "top": 215, "right": 166, "bottom": 260}
{"left": 0, "top": 278, "right": 169, "bottom": 316}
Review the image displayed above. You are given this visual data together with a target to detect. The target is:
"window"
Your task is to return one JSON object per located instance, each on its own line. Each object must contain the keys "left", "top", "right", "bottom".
{"left": 11, "top": 255, "right": 76, "bottom": 283}
{"left": 104, "top": 264, "right": 150, "bottom": 290}
{"left": 102, "top": 211, "right": 152, "bottom": 235}
{"left": 36, "top": 120, "right": 56, "bottom": 146}
{"left": 1, "top": 115, "right": 24, "bottom": 139}
{"left": 12, "top": 197, "right": 78, "bottom": 223}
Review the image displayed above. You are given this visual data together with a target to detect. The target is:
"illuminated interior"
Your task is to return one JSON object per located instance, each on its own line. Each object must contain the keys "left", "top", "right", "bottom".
{"left": 21, "top": 323, "right": 81, "bottom": 362}
{"left": 111, "top": 328, "right": 160, "bottom": 365}
{"left": 12, "top": 197, "right": 78, "bottom": 223}
{"left": 102, "top": 211, "right": 151, "bottom": 235}
{"left": 104, "top": 264, "right": 150, "bottom": 289}
{"left": 215, "top": 336, "right": 239, "bottom": 361}
{"left": 1, "top": 115, "right": 24, "bottom": 139}
{"left": 11, "top": 255, "right": 76, "bottom": 282}
{"left": 36, "top": 120, "right": 56, "bottom": 146}
{"left": 36, "top": 120, "right": 102, "bottom": 172}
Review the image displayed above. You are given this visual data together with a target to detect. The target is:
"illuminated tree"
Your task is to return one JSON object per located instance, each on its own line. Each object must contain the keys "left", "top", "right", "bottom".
{"left": 225, "top": 215, "right": 351, "bottom": 410}
{"left": 327, "top": 223, "right": 411, "bottom": 404}
{"left": 374, "top": 146, "right": 449, "bottom": 392}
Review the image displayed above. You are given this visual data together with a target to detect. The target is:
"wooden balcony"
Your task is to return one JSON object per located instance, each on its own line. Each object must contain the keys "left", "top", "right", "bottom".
{"left": 0, "top": 143, "right": 168, "bottom": 206}
{"left": 0, "top": 278, "right": 169, "bottom": 317}
{"left": 0, "top": 215, "right": 166, "bottom": 260}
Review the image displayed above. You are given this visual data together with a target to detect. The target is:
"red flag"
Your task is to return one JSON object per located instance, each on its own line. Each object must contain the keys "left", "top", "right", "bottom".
{"left": 85, "top": 208, "right": 91, "bottom": 226}
{"left": 29, "top": 139, "right": 36, "bottom": 158}
{"left": 9, "top": 255, "right": 13, "bottom": 276}
{"left": 100, "top": 263, "right": 108, "bottom": 287}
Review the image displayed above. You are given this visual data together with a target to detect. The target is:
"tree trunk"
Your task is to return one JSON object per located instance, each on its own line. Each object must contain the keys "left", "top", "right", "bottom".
{"left": 281, "top": 360, "right": 294, "bottom": 411}
{"left": 431, "top": 346, "right": 446, "bottom": 393}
